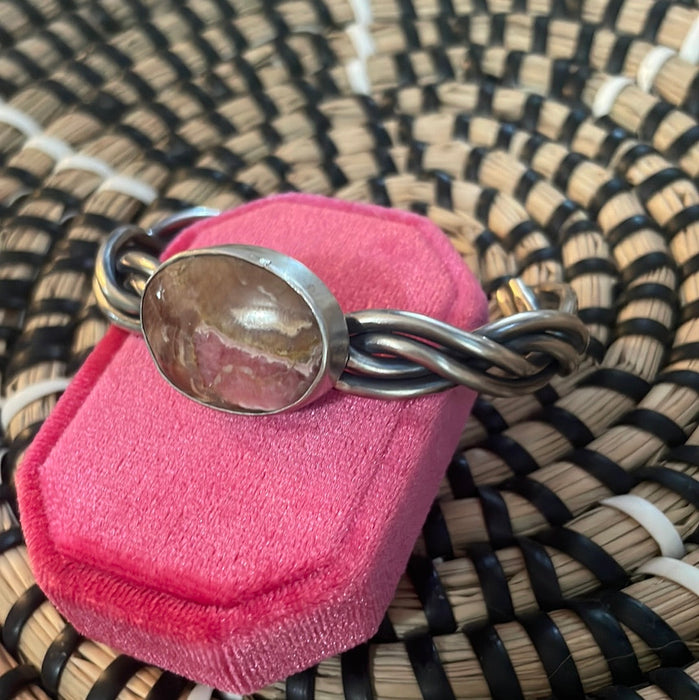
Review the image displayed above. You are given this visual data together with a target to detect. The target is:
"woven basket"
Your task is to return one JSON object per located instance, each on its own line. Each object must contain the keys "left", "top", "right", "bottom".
{"left": 0, "top": 0, "right": 697, "bottom": 698}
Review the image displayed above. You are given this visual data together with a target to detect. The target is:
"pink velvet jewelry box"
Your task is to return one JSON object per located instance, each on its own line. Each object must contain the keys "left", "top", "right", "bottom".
{"left": 17, "top": 194, "right": 488, "bottom": 693}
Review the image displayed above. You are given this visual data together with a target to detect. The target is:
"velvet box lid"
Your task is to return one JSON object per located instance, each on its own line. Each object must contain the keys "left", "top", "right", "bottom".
{"left": 17, "top": 194, "right": 488, "bottom": 693}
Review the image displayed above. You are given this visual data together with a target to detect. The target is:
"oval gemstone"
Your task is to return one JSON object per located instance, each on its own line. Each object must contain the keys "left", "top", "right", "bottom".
{"left": 141, "top": 251, "right": 325, "bottom": 414}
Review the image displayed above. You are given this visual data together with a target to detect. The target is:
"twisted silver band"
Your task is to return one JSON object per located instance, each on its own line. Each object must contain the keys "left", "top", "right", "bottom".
{"left": 94, "top": 209, "right": 590, "bottom": 409}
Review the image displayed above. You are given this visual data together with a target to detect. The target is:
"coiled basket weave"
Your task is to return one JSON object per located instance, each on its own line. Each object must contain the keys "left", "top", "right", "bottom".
{"left": 0, "top": 0, "right": 698, "bottom": 698}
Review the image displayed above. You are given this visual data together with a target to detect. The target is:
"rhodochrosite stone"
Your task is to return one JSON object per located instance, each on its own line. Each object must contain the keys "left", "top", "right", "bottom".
{"left": 141, "top": 251, "right": 324, "bottom": 413}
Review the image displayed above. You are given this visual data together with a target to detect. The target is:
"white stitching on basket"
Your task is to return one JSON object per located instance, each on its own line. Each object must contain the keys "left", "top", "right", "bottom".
{"left": 601, "top": 494, "right": 686, "bottom": 559}
{"left": 0, "top": 100, "right": 42, "bottom": 137}
{"left": 1, "top": 378, "right": 72, "bottom": 432}
{"left": 348, "top": 0, "right": 372, "bottom": 27}
{"left": 680, "top": 16, "right": 699, "bottom": 64}
{"left": 0, "top": 101, "right": 156, "bottom": 199}
{"left": 592, "top": 76, "right": 634, "bottom": 118}
{"left": 345, "top": 0, "right": 374, "bottom": 94}
{"left": 97, "top": 175, "right": 158, "bottom": 205}
{"left": 24, "top": 134, "right": 74, "bottom": 162}
{"left": 54, "top": 153, "right": 115, "bottom": 179}
{"left": 636, "top": 46, "right": 677, "bottom": 93}
{"left": 637, "top": 557, "right": 699, "bottom": 596}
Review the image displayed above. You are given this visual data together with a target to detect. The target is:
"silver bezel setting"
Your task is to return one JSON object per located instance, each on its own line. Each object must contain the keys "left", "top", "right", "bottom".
{"left": 140, "top": 244, "right": 350, "bottom": 416}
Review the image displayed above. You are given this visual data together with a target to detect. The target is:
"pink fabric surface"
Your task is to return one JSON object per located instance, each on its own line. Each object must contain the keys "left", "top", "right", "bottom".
{"left": 17, "top": 194, "right": 488, "bottom": 693}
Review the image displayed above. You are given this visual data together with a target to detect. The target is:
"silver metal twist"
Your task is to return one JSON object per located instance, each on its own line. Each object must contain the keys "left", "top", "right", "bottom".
{"left": 340, "top": 304, "right": 589, "bottom": 398}
{"left": 94, "top": 208, "right": 590, "bottom": 400}
{"left": 93, "top": 208, "right": 219, "bottom": 332}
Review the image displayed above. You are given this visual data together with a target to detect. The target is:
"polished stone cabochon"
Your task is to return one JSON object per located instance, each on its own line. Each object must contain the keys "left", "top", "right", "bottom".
{"left": 141, "top": 252, "right": 324, "bottom": 412}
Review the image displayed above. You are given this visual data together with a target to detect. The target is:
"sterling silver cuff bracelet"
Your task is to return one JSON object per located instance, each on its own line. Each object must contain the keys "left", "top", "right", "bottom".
{"left": 94, "top": 208, "right": 590, "bottom": 416}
